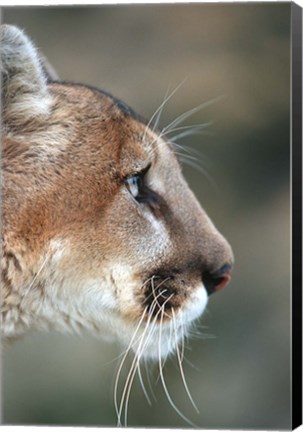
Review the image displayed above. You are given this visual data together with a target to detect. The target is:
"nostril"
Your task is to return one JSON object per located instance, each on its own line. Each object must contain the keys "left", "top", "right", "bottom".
{"left": 213, "top": 272, "right": 232, "bottom": 292}
{"left": 203, "top": 264, "right": 232, "bottom": 296}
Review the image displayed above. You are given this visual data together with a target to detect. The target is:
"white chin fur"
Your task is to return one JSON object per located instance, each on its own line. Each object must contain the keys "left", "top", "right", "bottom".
{"left": 126, "top": 284, "right": 208, "bottom": 361}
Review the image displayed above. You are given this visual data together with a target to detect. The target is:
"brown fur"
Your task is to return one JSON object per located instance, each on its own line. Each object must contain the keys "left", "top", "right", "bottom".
{"left": 1, "top": 25, "right": 233, "bottom": 353}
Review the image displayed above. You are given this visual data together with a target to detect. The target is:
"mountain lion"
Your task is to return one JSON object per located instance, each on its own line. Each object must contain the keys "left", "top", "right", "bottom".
{"left": 1, "top": 25, "right": 233, "bottom": 366}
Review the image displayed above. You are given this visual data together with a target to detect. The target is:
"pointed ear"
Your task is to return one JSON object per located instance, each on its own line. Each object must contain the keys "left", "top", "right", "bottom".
{"left": 0, "top": 25, "right": 52, "bottom": 128}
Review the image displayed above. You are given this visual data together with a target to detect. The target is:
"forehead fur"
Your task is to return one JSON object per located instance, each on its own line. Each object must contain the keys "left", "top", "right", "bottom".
{"left": 2, "top": 81, "right": 164, "bottom": 249}
{"left": 4, "top": 81, "right": 154, "bottom": 164}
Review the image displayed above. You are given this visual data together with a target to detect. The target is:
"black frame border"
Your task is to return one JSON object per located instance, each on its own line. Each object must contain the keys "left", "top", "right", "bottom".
{"left": 292, "top": 2, "right": 302, "bottom": 430}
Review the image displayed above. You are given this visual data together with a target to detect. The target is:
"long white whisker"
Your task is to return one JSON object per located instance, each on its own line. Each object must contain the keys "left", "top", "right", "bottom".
{"left": 114, "top": 306, "right": 147, "bottom": 426}
{"left": 123, "top": 311, "right": 160, "bottom": 426}
{"left": 144, "top": 359, "right": 157, "bottom": 402}
{"left": 119, "top": 320, "right": 152, "bottom": 427}
{"left": 170, "top": 127, "right": 213, "bottom": 143}
{"left": 161, "top": 317, "right": 174, "bottom": 371}
{"left": 121, "top": 354, "right": 138, "bottom": 427}
{"left": 152, "top": 86, "right": 176, "bottom": 134}
{"left": 172, "top": 144, "right": 202, "bottom": 159}
{"left": 172, "top": 309, "right": 199, "bottom": 414}
{"left": 135, "top": 307, "right": 164, "bottom": 408}
{"left": 134, "top": 284, "right": 169, "bottom": 408}
{"left": 166, "top": 122, "right": 213, "bottom": 142}
{"left": 147, "top": 121, "right": 205, "bottom": 163}
{"left": 178, "top": 156, "right": 219, "bottom": 193}
{"left": 165, "top": 122, "right": 213, "bottom": 135}
{"left": 118, "top": 289, "right": 170, "bottom": 426}
{"left": 180, "top": 314, "right": 185, "bottom": 364}
{"left": 158, "top": 307, "right": 198, "bottom": 428}
{"left": 122, "top": 323, "right": 150, "bottom": 426}
{"left": 143, "top": 78, "right": 188, "bottom": 143}
{"left": 137, "top": 353, "right": 152, "bottom": 406}
{"left": 122, "top": 292, "right": 170, "bottom": 426}
{"left": 161, "top": 96, "right": 224, "bottom": 136}
{"left": 113, "top": 275, "right": 158, "bottom": 422}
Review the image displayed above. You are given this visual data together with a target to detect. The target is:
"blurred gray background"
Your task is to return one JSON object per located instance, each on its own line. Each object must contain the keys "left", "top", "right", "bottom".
{"left": 1, "top": 4, "right": 291, "bottom": 429}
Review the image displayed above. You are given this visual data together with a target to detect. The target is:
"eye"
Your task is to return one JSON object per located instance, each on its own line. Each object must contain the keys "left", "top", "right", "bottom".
{"left": 124, "top": 164, "right": 157, "bottom": 206}
{"left": 124, "top": 172, "right": 144, "bottom": 199}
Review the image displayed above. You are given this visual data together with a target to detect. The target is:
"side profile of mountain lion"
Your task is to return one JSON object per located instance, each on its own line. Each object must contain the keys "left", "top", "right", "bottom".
{"left": 1, "top": 24, "right": 233, "bottom": 424}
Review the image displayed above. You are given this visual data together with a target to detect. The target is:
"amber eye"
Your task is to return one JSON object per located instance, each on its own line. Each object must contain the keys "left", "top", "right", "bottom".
{"left": 124, "top": 173, "right": 144, "bottom": 199}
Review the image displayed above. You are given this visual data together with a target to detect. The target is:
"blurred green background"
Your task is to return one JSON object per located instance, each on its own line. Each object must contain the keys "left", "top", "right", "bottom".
{"left": 1, "top": 4, "right": 291, "bottom": 429}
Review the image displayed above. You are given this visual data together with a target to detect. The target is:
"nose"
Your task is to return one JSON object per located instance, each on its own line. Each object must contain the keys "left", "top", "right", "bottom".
{"left": 202, "top": 263, "right": 233, "bottom": 296}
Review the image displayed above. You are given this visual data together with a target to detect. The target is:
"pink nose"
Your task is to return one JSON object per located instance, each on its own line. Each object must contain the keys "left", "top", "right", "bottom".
{"left": 203, "top": 264, "right": 232, "bottom": 295}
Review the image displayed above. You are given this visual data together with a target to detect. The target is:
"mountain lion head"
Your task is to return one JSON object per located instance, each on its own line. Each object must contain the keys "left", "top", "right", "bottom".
{"left": 1, "top": 25, "right": 233, "bottom": 365}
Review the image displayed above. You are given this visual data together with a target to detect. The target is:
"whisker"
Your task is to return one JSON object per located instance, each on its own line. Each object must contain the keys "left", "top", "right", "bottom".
{"left": 123, "top": 311, "right": 159, "bottom": 426}
{"left": 122, "top": 319, "right": 152, "bottom": 426}
{"left": 166, "top": 122, "right": 213, "bottom": 143}
{"left": 142, "top": 78, "right": 188, "bottom": 144}
{"left": 171, "top": 142, "right": 210, "bottom": 171}
{"left": 186, "top": 321, "right": 214, "bottom": 340}
{"left": 161, "top": 96, "right": 224, "bottom": 136}
{"left": 172, "top": 144, "right": 202, "bottom": 160}
{"left": 161, "top": 318, "right": 174, "bottom": 372}
{"left": 144, "top": 359, "right": 157, "bottom": 402}
{"left": 121, "top": 356, "right": 138, "bottom": 427}
{"left": 164, "top": 122, "right": 213, "bottom": 136}
{"left": 23, "top": 253, "right": 50, "bottom": 298}
{"left": 151, "top": 88, "right": 171, "bottom": 134}
{"left": 172, "top": 309, "right": 199, "bottom": 414}
{"left": 173, "top": 151, "right": 205, "bottom": 167}
{"left": 137, "top": 354, "right": 152, "bottom": 406}
{"left": 170, "top": 127, "right": 213, "bottom": 143}
{"left": 183, "top": 356, "right": 201, "bottom": 373}
{"left": 178, "top": 156, "right": 219, "bottom": 193}
{"left": 158, "top": 307, "right": 198, "bottom": 428}
{"left": 134, "top": 301, "right": 164, "bottom": 408}
{"left": 150, "top": 277, "right": 171, "bottom": 313}
{"left": 119, "top": 317, "right": 152, "bottom": 426}
{"left": 114, "top": 306, "right": 148, "bottom": 426}
{"left": 103, "top": 350, "right": 130, "bottom": 367}
{"left": 147, "top": 123, "right": 206, "bottom": 165}
{"left": 187, "top": 330, "right": 215, "bottom": 340}
{"left": 122, "top": 292, "right": 171, "bottom": 426}
{"left": 180, "top": 314, "right": 185, "bottom": 364}
{"left": 118, "top": 289, "right": 172, "bottom": 426}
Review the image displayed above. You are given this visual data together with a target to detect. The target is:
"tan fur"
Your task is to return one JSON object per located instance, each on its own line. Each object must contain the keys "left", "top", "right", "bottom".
{"left": 1, "top": 25, "right": 233, "bottom": 356}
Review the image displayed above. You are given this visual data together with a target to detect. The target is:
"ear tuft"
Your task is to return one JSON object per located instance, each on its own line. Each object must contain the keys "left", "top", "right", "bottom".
{"left": 0, "top": 25, "right": 52, "bottom": 127}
